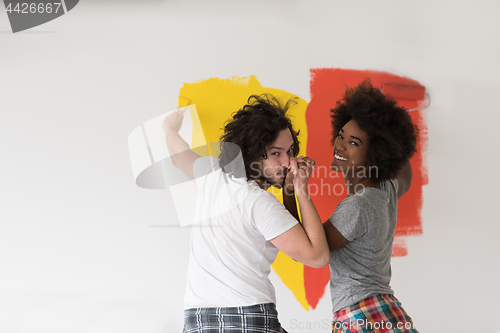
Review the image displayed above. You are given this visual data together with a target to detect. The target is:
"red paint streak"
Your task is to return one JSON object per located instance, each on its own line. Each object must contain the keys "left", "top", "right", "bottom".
{"left": 303, "top": 68, "right": 428, "bottom": 308}
{"left": 303, "top": 265, "right": 330, "bottom": 310}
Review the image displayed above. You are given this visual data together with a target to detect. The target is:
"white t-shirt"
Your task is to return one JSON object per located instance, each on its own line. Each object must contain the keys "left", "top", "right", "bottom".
{"left": 184, "top": 157, "right": 298, "bottom": 309}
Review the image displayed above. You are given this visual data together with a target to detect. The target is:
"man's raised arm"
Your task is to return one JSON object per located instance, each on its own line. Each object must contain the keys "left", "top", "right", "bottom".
{"left": 163, "top": 109, "right": 200, "bottom": 180}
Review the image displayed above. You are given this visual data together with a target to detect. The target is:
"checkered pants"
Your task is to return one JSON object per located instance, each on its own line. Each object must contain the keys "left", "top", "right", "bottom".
{"left": 332, "top": 294, "right": 418, "bottom": 333}
{"left": 183, "top": 303, "right": 287, "bottom": 333}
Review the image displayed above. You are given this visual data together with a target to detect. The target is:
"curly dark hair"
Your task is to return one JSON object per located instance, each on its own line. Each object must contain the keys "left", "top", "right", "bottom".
{"left": 219, "top": 94, "right": 300, "bottom": 179}
{"left": 330, "top": 79, "right": 419, "bottom": 183}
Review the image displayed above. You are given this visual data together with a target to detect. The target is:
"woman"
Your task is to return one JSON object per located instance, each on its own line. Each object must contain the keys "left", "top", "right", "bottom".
{"left": 324, "top": 80, "right": 419, "bottom": 333}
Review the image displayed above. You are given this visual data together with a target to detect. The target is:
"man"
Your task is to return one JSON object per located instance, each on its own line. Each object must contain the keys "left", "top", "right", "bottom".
{"left": 163, "top": 94, "right": 329, "bottom": 333}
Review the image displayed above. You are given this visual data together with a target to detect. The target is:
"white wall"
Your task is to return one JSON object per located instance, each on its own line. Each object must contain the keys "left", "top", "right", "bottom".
{"left": 1, "top": 1, "right": 499, "bottom": 332}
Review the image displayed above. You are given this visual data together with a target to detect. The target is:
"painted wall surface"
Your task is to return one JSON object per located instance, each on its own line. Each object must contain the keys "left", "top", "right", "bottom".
{"left": 1, "top": 1, "right": 499, "bottom": 333}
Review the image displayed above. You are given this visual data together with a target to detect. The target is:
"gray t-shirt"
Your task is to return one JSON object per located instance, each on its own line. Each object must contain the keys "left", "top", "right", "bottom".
{"left": 328, "top": 179, "right": 398, "bottom": 313}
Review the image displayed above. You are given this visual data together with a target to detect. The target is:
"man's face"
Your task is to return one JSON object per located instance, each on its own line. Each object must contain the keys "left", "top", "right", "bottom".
{"left": 256, "top": 128, "right": 295, "bottom": 189}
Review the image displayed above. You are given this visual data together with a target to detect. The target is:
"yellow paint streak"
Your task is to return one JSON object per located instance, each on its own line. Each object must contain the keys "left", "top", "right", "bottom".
{"left": 271, "top": 250, "right": 310, "bottom": 310}
{"left": 178, "top": 76, "right": 310, "bottom": 310}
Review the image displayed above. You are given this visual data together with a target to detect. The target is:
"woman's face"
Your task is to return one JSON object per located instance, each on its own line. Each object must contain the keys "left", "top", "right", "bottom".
{"left": 331, "top": 120, "right": 370, "bottom": 174}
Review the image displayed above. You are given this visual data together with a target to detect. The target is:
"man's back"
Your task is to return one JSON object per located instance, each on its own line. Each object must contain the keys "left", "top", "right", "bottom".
{"left": 184, "top": 156, "right": 297, "bottom": 308}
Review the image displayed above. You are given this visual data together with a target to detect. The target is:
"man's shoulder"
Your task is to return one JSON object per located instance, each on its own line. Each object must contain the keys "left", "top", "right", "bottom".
{"left": 193, "top": 156, "right": 220, "bottom": 179}
{"left": 244, "top": 180, "right": 274, "bottom": 201}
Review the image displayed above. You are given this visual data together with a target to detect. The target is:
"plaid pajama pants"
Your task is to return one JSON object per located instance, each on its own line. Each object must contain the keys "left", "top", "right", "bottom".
{"left": 183, "top": 303, "right": 288, "bottom": 333}
{"left": 332, "top": 294, "right": 418, "bottom": 333}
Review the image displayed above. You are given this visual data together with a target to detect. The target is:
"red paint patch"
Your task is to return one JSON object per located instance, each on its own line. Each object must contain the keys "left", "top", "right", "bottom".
{"left": 304, "top": 265, "right": 330, "bottom": 310}
{"left": 303, "top": 68, "right": 428, "bottom": 308}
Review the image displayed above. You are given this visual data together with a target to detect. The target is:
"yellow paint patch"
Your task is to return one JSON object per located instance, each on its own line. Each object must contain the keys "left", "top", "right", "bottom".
{"left": 178, "top": 76, "right": 310, "bottom": 310}
{"left": 271, "top": 251, "right": 310, "bottom": 310}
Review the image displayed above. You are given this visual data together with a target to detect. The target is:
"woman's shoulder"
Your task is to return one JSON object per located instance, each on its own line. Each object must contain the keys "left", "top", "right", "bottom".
{"left": 337, "top": 184, "right": 391, "bottom": 213}
{"left": 379, "top": 178, "right": 398, "bottom": 193}
{"left": 336, "top": 193, "right": 375, "bottom": 216}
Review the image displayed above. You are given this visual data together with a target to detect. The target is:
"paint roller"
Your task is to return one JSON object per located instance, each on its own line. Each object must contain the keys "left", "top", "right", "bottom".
{"left": 178, "top": 96, "right": 193, "bottom": 112}
{"left": 381, "top": 83, "right": 430, "bottom": 111}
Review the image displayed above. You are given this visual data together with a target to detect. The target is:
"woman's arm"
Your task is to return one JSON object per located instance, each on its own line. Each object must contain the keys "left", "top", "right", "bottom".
{"left": 323, "top": 221, "right": 349, "bottom": 252}
{"left": 396, "top": 161, "right": 412, "bottom": 199}
{"left": 282, "top": 171, "right": 299, "bottom": 221}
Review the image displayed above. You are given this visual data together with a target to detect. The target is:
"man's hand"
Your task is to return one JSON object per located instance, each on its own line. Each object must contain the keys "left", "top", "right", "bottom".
{"left": 163, "top": 108, "right": 184, "bottom": 133}
{"left": 289, "top": 156, "right": 315, "bottom": 196}
{"left": 271, "top": 154, "right": 329, "bottom": 268}
{"left": 296, "top": 156, "right": 315, "bottom": 175}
